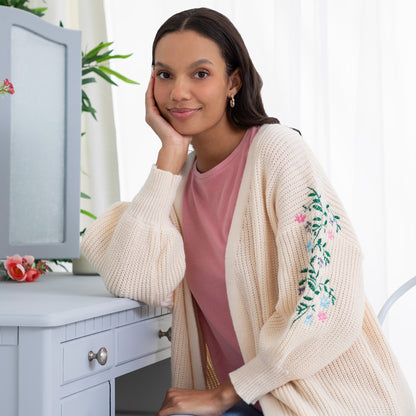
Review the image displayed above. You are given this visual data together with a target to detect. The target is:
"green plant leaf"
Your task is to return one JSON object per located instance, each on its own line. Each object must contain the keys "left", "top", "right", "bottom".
{"left": 81, "top": 209, "right": 97, "bottom": 220}
{"left": 98, "top": 65, "right": 139, "bottom": 84}
{"left": 96, "top": 53, "right": 133, "bottom": 63}
{"left": 84, "top": 42, "right": 114, "bottom": 60}
{"left": 82, "top": 77, "right": 96, "bottom": 85}
{"left": 81, "top": 104, "right": 97, "bottom": 120}
{"left": 82, "top": 50, "right": 114, "bottom": 65}
{"left": 87, "top": 67, "right": 118, "bottom": 86}
{"left": 81, "top": 192, "right": 92, "bottom": 200}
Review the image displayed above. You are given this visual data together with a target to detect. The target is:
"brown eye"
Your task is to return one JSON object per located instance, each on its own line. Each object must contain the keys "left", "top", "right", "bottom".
{"left": 157, "top": 71, "right": 171, "bottom": 79}
{"left": 194, "top": 71, "right": 209, "bottom": 79}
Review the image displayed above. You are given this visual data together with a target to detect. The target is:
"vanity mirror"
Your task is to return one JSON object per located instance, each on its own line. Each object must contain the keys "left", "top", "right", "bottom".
{"left": 0, "top": 6, "right": 81, "bottom": 259}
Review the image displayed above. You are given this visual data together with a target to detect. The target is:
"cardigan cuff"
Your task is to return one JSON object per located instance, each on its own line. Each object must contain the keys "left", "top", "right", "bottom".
{"left": 129, "top": 165, "right": 182, "bottom": 223}
{"left": 229, "top": 355, "right": 291, "bottom": 404}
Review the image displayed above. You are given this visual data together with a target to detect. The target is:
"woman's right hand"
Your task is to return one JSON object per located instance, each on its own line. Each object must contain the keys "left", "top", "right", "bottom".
{"left": 145, "top": 71, "right": 192, "bottom": 175}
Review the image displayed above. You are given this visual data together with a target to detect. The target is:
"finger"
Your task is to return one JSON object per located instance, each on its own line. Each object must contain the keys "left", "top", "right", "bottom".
{"left": 145, "top": 71, "right": 157, "bottom": 110}
{"left": 145, "top": 69, "right": 155, "bottom": 99}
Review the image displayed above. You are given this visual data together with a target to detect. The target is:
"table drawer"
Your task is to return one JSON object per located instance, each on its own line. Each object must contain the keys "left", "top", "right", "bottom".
{"left": 61, "top": 382, "right": 110, "bottom": 416}
{"left": 116, "top": 314, "right": 171, "bottom": 365}
{"left": 62, "top": 330, "right": 114, "bottom": 384}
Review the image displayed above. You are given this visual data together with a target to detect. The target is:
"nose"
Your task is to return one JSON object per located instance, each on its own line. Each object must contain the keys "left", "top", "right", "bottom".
{"left": 170, "top": 76, "right": 191, "bottom": 102}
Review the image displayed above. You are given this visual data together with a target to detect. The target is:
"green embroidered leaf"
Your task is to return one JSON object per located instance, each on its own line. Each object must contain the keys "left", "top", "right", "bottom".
{"left": 294, "top": 187, "right": 341, "bottom": 327}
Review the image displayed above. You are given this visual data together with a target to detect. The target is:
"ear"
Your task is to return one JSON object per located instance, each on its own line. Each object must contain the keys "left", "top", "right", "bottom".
{"left": 228, "top": 68, "right": 242, "bottom": 97}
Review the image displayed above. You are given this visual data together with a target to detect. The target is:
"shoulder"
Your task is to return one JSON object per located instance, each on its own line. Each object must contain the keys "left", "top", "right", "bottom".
{"left": 250, "top": 123, "right": 316, "bottom": 177}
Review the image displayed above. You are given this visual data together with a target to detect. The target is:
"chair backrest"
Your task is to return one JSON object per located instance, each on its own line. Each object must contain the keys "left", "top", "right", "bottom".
{"left": 0, "top": 6, "right": 81, "bottom": 259}
{"left": 378, "top": 276, "right": 416, "bottom": 325}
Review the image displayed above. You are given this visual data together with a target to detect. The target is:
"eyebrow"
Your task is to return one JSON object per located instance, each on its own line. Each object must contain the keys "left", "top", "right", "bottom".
{"left": 154, "top": 59, "right": 214, "bottom": 70}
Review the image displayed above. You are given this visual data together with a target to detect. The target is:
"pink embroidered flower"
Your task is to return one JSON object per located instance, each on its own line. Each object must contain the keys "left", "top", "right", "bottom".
{"left": 327, "top": 230, "right": 334, "bottom": 240}
{"left": 318, "top": 311, "right": 327, "bottom": 323}
{"left": 295, "top": 213, "right": 306, "bottom": 223}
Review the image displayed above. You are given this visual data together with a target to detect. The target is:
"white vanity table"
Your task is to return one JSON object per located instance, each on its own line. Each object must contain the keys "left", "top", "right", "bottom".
{"left": 0, "top": 273, "right": 172, "bottom": 416}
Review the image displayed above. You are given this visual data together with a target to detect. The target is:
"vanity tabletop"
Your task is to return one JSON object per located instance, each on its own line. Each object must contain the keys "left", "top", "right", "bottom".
{"left": 0, "top": 273, "right": 140, "bottom": 327}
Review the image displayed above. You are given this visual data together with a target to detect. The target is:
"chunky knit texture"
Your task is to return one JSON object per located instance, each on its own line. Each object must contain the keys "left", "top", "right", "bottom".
{"left": 82, "top": 124, "right": 415, "bottom": 415}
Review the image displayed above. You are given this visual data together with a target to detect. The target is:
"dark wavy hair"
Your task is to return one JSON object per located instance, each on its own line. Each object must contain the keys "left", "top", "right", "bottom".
{"left": 151, "top": 8, "right": 279, "bottom": 129}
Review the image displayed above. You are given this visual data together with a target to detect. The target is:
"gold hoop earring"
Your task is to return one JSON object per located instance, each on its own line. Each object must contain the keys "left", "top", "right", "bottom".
{"left": 229, "top": 95, "right": 235, "bottom": 108}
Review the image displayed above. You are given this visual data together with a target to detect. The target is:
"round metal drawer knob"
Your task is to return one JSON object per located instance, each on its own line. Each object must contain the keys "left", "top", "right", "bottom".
{"left": 158, "top": 327, "right": 172, "bottom": 342}
{"left": 88, "top": 347, "right": 108, "bottom": 365}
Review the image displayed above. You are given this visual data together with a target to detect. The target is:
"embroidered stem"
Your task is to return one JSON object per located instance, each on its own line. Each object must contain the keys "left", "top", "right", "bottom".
{"left": 293, "top": 188, "right": 341, "bottom": 327}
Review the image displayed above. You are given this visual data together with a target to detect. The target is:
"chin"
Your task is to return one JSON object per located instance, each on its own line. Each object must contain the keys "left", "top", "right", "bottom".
{"left": 169, "top": 121, "right": 202, "bottom": 137}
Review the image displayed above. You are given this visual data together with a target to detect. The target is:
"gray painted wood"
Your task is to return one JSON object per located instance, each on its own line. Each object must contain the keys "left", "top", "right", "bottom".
{"left": 0, "top": 6, "right": 81, "bottom": 259}
{"left": 0, "top": 274, "right": 172, "bottom": 416}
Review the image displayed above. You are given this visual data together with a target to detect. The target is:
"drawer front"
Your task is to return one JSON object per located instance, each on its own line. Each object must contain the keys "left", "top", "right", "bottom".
{"left": 62, "top": 330, "right": 114, "bottom": 384}
{"left": 116, "top": 314, "right": 172, "bottom": 365}
{"left": 61, "top": 382, "right": 110, "bottom": 416}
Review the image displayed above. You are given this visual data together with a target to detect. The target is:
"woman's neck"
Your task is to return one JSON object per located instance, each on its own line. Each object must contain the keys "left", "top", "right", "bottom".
{"left": 192, "top": 124, "right": 246, "bottom": 173}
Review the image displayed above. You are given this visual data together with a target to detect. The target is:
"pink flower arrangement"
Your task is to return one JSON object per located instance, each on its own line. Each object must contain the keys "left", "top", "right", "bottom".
{"left": 0, "top": 78, "right": 15, "bottom": 95}
{"left": 1, "top": 254, "right": 50, "bottom": 282}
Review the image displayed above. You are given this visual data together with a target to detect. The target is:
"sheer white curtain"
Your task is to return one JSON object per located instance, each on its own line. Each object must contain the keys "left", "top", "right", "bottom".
{"left": 30, "top": 0, "right": 120, "bottom": 230}
{"left": 104, "top": 0, "right": 416, "bottom": 394}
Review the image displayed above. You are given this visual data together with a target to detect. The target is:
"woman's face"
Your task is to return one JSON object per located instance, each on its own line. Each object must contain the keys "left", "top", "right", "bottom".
{"left": 153, "top": 30, "right": 237, "bottom": 138}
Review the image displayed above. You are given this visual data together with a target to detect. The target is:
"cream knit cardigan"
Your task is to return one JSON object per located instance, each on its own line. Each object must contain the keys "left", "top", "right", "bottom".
{"left": 82, "top": 124, "right": 415, "bottom": 415}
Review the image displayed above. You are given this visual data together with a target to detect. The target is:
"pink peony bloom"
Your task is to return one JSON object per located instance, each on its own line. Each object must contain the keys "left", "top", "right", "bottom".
{"left": 22, "top": 255, "right": 35, "bottom": 268}
{"left": 25, "top": 268, "right": 40, "bottom": 282}
{"left": 5, "top": 255, "right": 27, "bottom": 281}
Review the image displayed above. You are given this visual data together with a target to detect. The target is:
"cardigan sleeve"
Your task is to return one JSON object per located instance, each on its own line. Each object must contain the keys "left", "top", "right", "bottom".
{"left": 229, "top": 126, "right": 366, "bottom": 403}
{"left": 81, "top": 165, "right": 185, "bottom": 307}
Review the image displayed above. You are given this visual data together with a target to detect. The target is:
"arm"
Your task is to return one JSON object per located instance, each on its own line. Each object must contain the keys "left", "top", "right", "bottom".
{"left": 81, "top": 72, "right": 192, "bottom": 306}
{"left": 229, "top": 128, "right": 365, "bottom": 403}
{"left": 81, "top": 166, "right": 186, "bottom": 306}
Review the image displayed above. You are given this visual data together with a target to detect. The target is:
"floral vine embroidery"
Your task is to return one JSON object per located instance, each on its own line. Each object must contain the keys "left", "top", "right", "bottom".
{"left": 292, "top": 187, "right": 341, "bottom": 327}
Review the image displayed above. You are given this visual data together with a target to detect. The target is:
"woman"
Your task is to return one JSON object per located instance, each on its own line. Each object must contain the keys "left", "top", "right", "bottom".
{"left": 81, "top": 8, "right": 415, "bottom": 416}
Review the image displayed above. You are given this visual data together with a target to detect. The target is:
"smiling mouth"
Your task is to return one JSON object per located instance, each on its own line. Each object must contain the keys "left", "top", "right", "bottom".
{"left": 168, "top": 108, "right": 201, "bottom": 119}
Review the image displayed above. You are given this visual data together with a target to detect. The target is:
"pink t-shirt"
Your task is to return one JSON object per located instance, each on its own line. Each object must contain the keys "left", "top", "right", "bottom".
{"left": 183, "top": 127, "right": 259, "bottom": 384}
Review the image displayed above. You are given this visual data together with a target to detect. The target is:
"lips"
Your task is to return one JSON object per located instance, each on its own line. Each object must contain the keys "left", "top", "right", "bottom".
{"left": 168, "top": 107, "right": 201, "bottom": 119}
